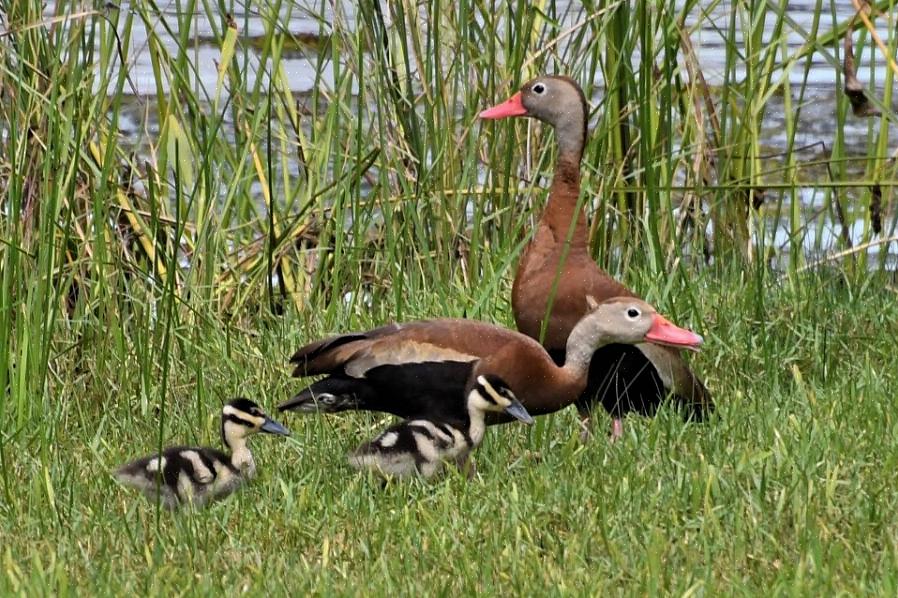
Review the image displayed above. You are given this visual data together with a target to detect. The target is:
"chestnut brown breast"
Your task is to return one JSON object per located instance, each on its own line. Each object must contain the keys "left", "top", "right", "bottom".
{"left": 481, "top": 75, "right": 712, "bottom": 422}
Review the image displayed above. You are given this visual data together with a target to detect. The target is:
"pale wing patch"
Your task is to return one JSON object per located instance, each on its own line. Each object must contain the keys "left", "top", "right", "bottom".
{"left": 182, "top": 450, "right": 214, "bottom": 484}
{"left": 448, "top": 428, "right": 469, "bottom": 456}
{"left": 209, "top": 461, "right": 242, "bottom": 500}
{"left": 345, "top": 341, "right": 478, "bottom": 377}
{"left": 378, "top": 431, "right": 399, "bottom": 448}
{"left": 212, "top": 460, "right": 233, "bottom": 479}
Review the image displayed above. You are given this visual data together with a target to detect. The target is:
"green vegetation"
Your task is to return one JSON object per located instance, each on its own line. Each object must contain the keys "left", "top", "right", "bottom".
{"left": 1, "top": 0, "right": 897, "bottom": 594}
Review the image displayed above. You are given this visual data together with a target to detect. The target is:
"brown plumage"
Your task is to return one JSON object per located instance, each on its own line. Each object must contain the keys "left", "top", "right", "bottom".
{"left": 278, "top": 297, "right": 703, "bottom": 427}
{"left": 480, "top": 75, "right": 712, "bottom": 439}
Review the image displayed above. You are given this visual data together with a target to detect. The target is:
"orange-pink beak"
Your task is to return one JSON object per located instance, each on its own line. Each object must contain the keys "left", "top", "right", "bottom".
{"left": 479, "top": 92, "right": 528, "bottom": 119}
{"left": 644, "top": 315, "right": 704, "bottom": 351}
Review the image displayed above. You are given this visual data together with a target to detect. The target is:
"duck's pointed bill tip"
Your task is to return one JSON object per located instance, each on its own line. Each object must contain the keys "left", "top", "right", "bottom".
{"left": 644, "top": 315, "right": 704, "bottom": 351}
{"left": 479, "top": 92, "right": 527, "bottom": 119}
{"left": 261, "top": 417, "right": 291, "bottom": 436}
{"left": 505, "top": 399, "right": 535, "bottom": 425}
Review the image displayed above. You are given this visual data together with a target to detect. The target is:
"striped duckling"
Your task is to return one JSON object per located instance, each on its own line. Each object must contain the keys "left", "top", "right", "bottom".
{"left": 349, "top": 374, "right": 533, "bottom": 480}
{"left": 114, "top": 398, "right": 290, "bottom": 509}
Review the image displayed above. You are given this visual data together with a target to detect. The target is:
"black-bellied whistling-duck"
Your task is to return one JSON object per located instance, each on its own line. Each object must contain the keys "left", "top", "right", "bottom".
{"left": 278, "top": 298, "right": 703, "bottom": 432}
{"left": 114, "top": 398, "right": 290, "bottom": 509}
{"left": 480, "top": 76, "right": 712, "bottom": 439}
{"left": 349, "top": 374, "right": 533, "bottom": 480}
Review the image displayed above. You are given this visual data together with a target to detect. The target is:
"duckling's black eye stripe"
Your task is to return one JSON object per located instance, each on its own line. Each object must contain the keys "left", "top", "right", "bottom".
{"left": 480, "top": 384, "right": 505, "bottom": 405}
{"left": 224, "top": 413, "right": 256, "bottom": 427}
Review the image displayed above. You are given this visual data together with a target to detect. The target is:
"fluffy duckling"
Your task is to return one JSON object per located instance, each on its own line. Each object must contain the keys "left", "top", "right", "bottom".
{"left": 349, "top": 374, "right": 533, "bottom": 480}
{"left": 114, "top": 398, "right": 290, "bottom": 509}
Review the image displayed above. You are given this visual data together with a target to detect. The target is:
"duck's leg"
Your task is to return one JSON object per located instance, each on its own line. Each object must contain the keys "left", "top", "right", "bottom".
{"left": 578, "top": 413, "right": 593, "bottom": 443}
{"left": 610, "top": 418, "right": 624, "bottom": 442}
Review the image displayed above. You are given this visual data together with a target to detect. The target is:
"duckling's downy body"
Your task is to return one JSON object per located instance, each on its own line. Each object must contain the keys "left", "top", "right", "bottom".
{"left": 349, "top": 375, "right": 533, "bottom": 479}
{"left": 114, "top": 398, "right": 290, "bottom": 509}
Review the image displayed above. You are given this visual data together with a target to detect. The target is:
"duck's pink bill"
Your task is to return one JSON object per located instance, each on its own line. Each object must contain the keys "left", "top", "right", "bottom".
{"left": 644, "top": 315, "right": 704, "bottom": 351}
{"left": 479, "top": 92, "right": 527, "bottom": 119}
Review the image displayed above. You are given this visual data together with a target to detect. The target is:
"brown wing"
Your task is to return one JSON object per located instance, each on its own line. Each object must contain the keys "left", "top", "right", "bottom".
{"left": 290, "top": 318, "right": 544, "bottom": 379}
{"left": 284, "top": 316, "right": 597, "bottom": 421}
{"left": 290, "top": 322, "right": 401, "bottom": 376}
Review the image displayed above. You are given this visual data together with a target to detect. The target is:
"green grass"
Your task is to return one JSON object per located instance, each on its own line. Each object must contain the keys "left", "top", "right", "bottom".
{"left": 3, "top": 0, "right": 898, "bottom": 594}
{"left": 4, "top": 267, "right": 898, "bottom": 594}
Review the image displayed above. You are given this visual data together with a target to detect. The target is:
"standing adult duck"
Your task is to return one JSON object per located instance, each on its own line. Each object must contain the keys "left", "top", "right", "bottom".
{"left": 480, "top": 76, "right": 712, "bottom": 439}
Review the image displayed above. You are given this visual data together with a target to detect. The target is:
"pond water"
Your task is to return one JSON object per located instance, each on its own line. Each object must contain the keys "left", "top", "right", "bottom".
{"left": 71, "top": 1, "right": 898, "bottom": 268}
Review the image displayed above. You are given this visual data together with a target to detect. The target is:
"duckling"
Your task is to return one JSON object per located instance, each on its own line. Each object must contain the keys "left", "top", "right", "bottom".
{"left": 348, "top": 374, "right": 533, "bottom": 480}
{"left": 114, "top": 398, "right": 290, "bottom": 509}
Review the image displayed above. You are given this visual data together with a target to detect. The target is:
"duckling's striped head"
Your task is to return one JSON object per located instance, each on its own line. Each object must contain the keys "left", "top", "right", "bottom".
{"left": 221, "top": 398, "right": 290, "bottom": 448}
{"left": 469, "top": 375, "right": 534, "bottom": 424}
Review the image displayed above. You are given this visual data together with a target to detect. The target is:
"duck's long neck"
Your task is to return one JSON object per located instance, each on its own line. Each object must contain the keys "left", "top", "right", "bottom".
{"left": 560, "top": 314, "right": 610, "bottom": 380}
{"left": 541, "top": 145, "right": 588, "bottom": 254}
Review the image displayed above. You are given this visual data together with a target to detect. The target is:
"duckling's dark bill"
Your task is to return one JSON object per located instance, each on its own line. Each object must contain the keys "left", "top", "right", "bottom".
{"left": 261, "top": 417, "right": 290, "bottom": 436}
{"left": 504, "top": 399, "right": 534, "bottom": 424}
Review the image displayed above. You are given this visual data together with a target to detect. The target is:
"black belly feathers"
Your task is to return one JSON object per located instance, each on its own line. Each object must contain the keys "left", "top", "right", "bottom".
{"left": 114, "top": 398, "right": 290, "bottom": 509}
{"left": 279, "top": 360, "right": 474, "bottom": 421}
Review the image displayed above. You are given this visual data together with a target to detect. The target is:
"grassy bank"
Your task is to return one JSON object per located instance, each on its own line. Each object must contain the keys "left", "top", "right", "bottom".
{"left": 2, "top": 0, "right": 898, "bottom": 594}
{"left": 4, "top": 266, "right": 898, "bottom": 594}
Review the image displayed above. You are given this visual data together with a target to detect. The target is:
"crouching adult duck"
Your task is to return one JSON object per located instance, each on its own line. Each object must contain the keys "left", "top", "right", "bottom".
{"left": 279, "top": 297, "right": 703, "bottom": 435}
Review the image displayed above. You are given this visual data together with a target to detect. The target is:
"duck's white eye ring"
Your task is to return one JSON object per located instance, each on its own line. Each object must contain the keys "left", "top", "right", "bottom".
{"left": 626, "top": 308, "right": 640, "bottom": 319}
{"left": 533, "top": 83, "right": 546, "bottom": 94}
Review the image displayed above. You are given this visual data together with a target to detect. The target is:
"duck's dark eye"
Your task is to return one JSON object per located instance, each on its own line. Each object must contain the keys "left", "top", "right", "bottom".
{"left": 533, "top": 83, "right": 546, "bottom": 94}
{"left": 627, "top": 308, "right": 640, "bottom": 318}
